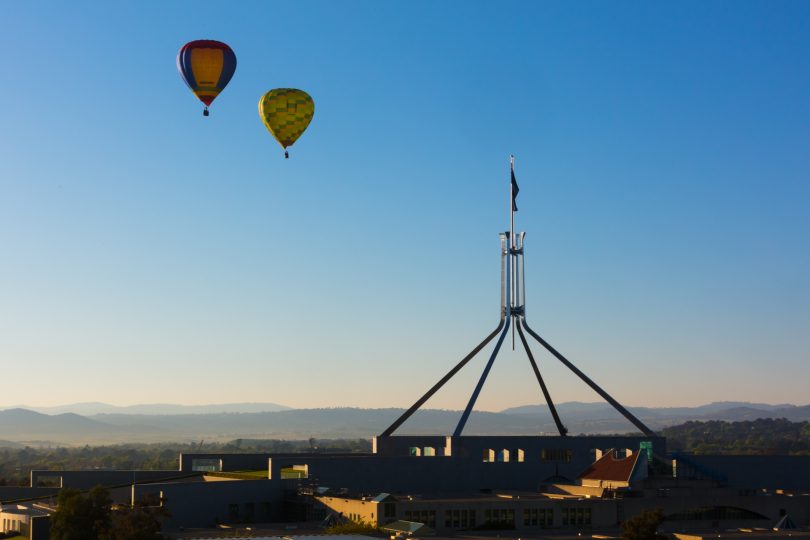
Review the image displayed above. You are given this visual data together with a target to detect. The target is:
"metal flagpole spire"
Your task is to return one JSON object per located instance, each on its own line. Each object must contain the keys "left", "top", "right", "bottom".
{"left": 379, "top": 155, "right": 655, "bottom": 439}
{"left": 510, "top": 155, "right": 516, "bottom": 349}
{"left": 510, "top": 155, "right": 515, "bottom": 247}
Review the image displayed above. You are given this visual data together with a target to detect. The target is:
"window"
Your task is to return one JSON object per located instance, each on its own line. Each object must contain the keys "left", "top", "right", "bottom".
{"left": 409, "top": 447, "right": 422, "bottom": 457}
{"left": 665, "top": 506, "right": 769, "bottom": 521}
{"left": 515, "top": 449, "right": 525, "bottom": 462}
{"left": 541, "top": 448, "right": 572, "bottom": 462}
{"left": 35, "top": 475, "right": 62, "bottom": 487}
{"left": 484, "top": 508, "right": 515, "bottom": 527}
{"left": 561, "top": 507, "right": 590, "bottom": 527}
{"left": 423, "top": 446, "right": 436, "bottom": 456}
{"left": 523, "top": 508, "right": 551, "bottom": 526}
{"left": 497, "top": 449, "right": 510, "bottom": 462}
{"left": 192, "top": 458, "right": 222, "bottom": 472}
{"left": 483, "top": 448, "right": 495, "bottom": 462}
{"left": 281, "top": 464, "right": 309, "bottom": 479}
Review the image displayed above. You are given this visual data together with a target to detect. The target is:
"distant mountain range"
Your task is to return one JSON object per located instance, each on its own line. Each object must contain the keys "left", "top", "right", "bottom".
{"left": 7, "top": 401, "right": 292, "bottom": 416}
{"left": 0, "top": 401, "right": 807, "bottom": 446}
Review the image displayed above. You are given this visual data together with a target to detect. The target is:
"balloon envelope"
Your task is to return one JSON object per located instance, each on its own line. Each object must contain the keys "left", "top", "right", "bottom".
{"left": 259, "top": 89, "right": 315, "bottom": 154}
{"left": 177, "top": 40, "right": 237, "bottom": 108}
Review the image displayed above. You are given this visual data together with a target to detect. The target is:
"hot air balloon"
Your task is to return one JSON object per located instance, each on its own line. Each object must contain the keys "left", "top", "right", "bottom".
{"left": 177, "top": 40, "right": 237, "bottom": 116}
{"left": 259, "top": 89, "right": 315, "bottom": 158}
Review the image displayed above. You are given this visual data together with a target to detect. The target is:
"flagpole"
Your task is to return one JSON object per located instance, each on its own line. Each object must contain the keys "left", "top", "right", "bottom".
{"left": 510, "top": 155, "right": 516, "bottom": 349}
{"left": 510, "top": 155, "right": 515, "bottom": 251}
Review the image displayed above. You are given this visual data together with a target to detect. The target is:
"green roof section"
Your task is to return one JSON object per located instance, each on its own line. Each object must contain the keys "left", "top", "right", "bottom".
{"left": 380, "top": 520, "right": 435, "bottom": 536}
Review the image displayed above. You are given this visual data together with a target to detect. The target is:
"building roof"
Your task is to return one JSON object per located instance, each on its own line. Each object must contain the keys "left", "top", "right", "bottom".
{"left": 371, "top": 492, "right": 393, "bottom": 503}
{"left": 578, "top": 449, "right": 640, "bottom": 482}
{"left": 380, "top": 520, "right": 435, "bottom": 536}
{"left": 0, "top": 503, "right": 51, "bottom": 517}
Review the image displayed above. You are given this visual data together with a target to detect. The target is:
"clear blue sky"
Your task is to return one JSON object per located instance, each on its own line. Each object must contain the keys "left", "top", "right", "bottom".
{"left": 1, "top": 1, "right": 808, "bottom": 411}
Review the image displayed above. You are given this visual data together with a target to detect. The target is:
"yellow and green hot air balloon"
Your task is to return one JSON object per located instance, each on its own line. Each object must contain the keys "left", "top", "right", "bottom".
{"left": 259, "top": 89, "right": 314, "bottom": 158}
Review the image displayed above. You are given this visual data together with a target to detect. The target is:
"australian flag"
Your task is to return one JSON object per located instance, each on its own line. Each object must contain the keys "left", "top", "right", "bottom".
{"left": 511, "top": 165, "right": 519, "bottom": 211}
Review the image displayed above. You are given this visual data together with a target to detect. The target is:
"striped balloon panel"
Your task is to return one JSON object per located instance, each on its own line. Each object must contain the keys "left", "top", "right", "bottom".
{"left": 177, "top": 40, "right": 237, "bottom": 106}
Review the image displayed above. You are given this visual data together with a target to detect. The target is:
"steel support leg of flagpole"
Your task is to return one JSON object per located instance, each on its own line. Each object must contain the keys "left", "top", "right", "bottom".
{"left": 379, "top": 319, "right": 506, "bottom": 437}
{"left": 521, "top": 319, "right": 656, "bottom": 437}
{"left": 453, "top": 316, "right": 511, "bottom": 437}
{"left": 381, "top": 233, "right": 510, "bottom": 437}
{"left": 516, "top": 319, "right": 568, "bottom": 436}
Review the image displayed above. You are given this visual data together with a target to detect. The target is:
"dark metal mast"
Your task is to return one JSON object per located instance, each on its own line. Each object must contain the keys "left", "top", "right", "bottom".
{"left": 380, "top": 157, "right": 655, "bottom": 438}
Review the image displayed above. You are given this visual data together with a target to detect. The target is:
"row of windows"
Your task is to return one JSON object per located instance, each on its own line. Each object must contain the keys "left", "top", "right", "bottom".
{"left": 404, "top": 510, "right": 437, "bottom": 528}
{"left": 445, "top": 509, "right": 476, "bottom": 528}
{"left": 399, "top": 507, "right": 590, "bottom": 530}
{"left": 484, "top": 508, "right": 516, "bottom": 526}
{"left": 226, "top": 501, "right": 272, "bottom": 523}
{"left": 482, "top": 448, "right": 573, "bottom": 463}
{"left": 561, "top": 507, "right": 591, "bottom": 526}
{"left": 407, "top": 446, "right": 653, "bottom": 462}
{"left": 2, "top": 518, "right": 22, "bottom": 534}
{"left": 524, "top": 508, "right": 554, "bottom": 527}
{"left": 409, "top": 447, "right": 438, "bottom": 456}
{"left": 407, "top": 447, "right": 650, "bottom": 464}
{"left": 666, "top": 506, "right": 769, "bottom": 522}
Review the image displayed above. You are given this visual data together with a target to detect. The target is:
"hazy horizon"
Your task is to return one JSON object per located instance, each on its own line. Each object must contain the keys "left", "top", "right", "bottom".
{"left": 3, "top": 399, "right": 808, "bottom": 413}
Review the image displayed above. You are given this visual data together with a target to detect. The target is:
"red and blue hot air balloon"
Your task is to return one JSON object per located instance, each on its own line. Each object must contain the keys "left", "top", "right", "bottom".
{"left": 176, "top": 40, "right": 237, "bottom": 116}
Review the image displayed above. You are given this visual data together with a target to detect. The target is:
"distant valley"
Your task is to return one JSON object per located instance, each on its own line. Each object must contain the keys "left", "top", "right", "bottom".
{"left": 0, "top": 401, "right": 808, "bottom": 446}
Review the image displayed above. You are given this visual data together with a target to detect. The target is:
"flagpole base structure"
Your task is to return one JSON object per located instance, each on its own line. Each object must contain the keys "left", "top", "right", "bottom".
{"left": 380, "top": 156, "right": 655, "bottom": 439}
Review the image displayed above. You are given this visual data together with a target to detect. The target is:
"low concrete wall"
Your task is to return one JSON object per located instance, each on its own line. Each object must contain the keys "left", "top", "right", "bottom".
{"left": 178, "top": 452, "right": 361, "bottom": 473}
{"left": 0, "top": 486, "right": 59, "bottom": 503}
{"left": 375, "top": 435, "right": 666, "bottom": 463}
{"left": 269, "top": 453, "right": 604, "bottom": 493}
{"left": 133, "top": 478, "right": 285, "bottom": 530}
{"left": 29, "top": 469, "right": 189, "bottom": 490}
{"left": 682, "top": 455, "right": 810, "bottom": 491}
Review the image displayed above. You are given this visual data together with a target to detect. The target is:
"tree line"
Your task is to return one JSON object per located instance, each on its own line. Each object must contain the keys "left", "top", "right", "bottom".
{"left": 662, "top": 418, "right": 810, "bottom": 455}
{"left": 3, "top": 420, "right": 809, "bottom": 487}
{"left": 49, "top": 486, "right": 168, "bottom": 540}
{"left": 0, "top": 438, "right": 371, "bottom": 487}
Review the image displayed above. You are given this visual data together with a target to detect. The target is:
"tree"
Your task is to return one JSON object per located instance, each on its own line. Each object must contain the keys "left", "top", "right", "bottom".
{"left": 621, "top": 508, "right": 666, "bottom": 540}
{"left": 50, "top": 485, "right": 112, "bottom": 540}
{"left": 108, "top": 493, "right": 170, "bottom": 540}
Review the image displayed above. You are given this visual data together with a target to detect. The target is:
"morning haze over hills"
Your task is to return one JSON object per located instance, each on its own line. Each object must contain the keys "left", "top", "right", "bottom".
{"left": 1, "top": 400, "right": 808, "bottom": 446}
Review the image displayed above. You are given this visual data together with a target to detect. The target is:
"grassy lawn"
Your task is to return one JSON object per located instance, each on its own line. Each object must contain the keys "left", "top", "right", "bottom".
{"left": 280, "top": 467, "right": 307, "bottom": 479}
{"left": 205, "top": 469, "right": 268, "bottom": 479}
{"left": 204, "top": 467, "right": 307, "bottom": 479}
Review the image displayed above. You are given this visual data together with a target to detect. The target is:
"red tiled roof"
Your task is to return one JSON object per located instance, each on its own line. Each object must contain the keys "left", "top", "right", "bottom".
{"left": 578, "top": 450, "right": 640, "bottom": 482}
